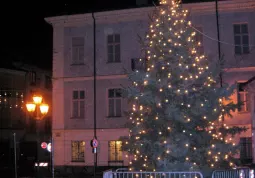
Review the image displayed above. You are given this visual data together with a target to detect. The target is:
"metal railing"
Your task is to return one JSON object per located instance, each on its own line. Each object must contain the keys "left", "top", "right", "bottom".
{"left": 103, "top": 170, "right": 203, "bottom": 178}
{"left": 212, "top": 167, "right": 253, "bottom": 178}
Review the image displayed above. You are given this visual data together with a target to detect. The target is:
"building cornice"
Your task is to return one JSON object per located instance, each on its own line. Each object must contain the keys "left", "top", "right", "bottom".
{"left": 0, "top": 68, "right": 26, "bottom": 76}
{"left": 224, "top": 67, "right": 255, "bottom": 73}
{"left": 45, "top": 0, "right": 255, "bottom": 27}
{"left": 54, "top": 66, "right": 255, "bottom": 82}
{"left": 55, "top": 74, "right": 127, "bottom": 82}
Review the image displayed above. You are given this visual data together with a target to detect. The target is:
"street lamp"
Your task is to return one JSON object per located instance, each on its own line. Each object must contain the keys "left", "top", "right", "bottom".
{"left": 26, "top": 95, "right": 49, "bottom": 178}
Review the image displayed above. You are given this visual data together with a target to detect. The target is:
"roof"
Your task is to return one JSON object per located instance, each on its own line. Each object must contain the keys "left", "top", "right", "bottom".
{"left": 45, "top": 0, "right": 255, "bottom": 26}
{"left": 0, "top": 61, "right": 27, "bottom": 73}
{"left": 44, "top": 0, "right": 226, "bottom": 18}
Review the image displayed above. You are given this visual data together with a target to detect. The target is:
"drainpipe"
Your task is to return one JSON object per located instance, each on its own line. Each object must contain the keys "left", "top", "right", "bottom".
{"left": 215, "top": 0, "right": 226, "bottom": 130}
{"left": 215, "top": 0, "right": 222, "bottom": 87}
{"left": 92, "top": 12, "right": 98, "bottom": 178}
{"left": 252, "top": 93, "right": 255, "bottom": 164}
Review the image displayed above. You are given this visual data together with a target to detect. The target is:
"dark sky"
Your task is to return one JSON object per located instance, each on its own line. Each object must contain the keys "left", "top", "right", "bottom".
{"left": 0, "top": 0, "right": 212, "bottom": 70}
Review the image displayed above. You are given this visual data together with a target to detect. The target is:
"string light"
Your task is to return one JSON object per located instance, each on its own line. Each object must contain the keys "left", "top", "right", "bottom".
{"left": 0, "top": 90, "right": 24, "bottom": 109}
{"left": 124, "top": 0, "right": 242, "bottom": 172}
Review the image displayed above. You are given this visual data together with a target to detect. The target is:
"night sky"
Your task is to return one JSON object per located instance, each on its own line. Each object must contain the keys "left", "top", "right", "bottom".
{"left": 1, "top": 0, "right": 213, "bottom": 70}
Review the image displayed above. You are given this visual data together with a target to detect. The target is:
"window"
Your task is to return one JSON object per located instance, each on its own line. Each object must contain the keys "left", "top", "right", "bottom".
{"left": 72, "top": 37, "right": 84, "bottom": 64}
{"left": 233, "top": 24, "right": 249, "bottom": 54}
{"left": 72, "top": 90, "right": 85, "bottom": 118}
{"left": 131, "top": 58, "right": 148, "bottom": 71}
{"left": 44, "top": 117, "right": 51, "bottom": 133}
{"left": 107, "top": 34, "right": 120, "bottom": 63}
{"left": 194, "top": 26, "right": 204, "bottom": 54}
{"left": 109, "top": 141, "right": 122, "bottom": 161}
{"left": 36, "top": 77, "right": 41, "bottom": 87}
{"left": 108, "top": 89, "right": 122, "bottom": 117}
{"left": 240, "top": 137, "right": 252, "bottom": 163}
{"left": 237, "top": 83, "right": 250, "bottom": 112}
{"left": 45, "top": 76, "right": 52, "bottom": 89}
{"left": 71, "top": 141, "right": 85, "bottom": 162}
{"left": 29, "top": 71, "right": 36, "bottom": 85}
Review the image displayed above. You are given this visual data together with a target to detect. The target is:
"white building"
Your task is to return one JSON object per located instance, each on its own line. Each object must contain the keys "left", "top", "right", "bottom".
{"left": 45, "top": 0, "right": 255, "bottom": 173}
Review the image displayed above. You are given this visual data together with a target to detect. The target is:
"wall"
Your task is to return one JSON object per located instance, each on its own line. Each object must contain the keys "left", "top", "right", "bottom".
{"left": 0, "top": 68, "right": 26, "bottom": 140}
{"left": 53, "top": 128, "right": 129, "bottom": 166}
{"left": 47, "top": 0, "right": 255, "bottom": 167}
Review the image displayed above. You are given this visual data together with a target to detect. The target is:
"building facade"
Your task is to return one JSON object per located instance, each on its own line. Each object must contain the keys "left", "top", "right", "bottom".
{"left": 0, "top": 61, "right": 52, "bottom": 176}
{"left": 45, "top": 0, "right": 255, "bottom": 172}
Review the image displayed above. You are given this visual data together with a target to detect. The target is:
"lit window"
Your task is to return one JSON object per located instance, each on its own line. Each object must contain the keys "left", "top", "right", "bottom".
{"left": 237, "top": 83, "right": 250, "bottom": 112}
{"left": 71, "top": 141, "right": 85, "bottom": 162}
{"left": 109, "top": 141, "right": 122, "bottom": 161}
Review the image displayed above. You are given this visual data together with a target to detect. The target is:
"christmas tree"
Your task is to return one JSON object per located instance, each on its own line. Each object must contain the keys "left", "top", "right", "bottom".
{"left": 121, "top": 0, "right": 246, "bottom": 175}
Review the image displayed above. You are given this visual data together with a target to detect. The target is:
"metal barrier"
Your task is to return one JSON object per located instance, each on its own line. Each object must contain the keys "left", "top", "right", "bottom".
{"left": 103, "top": 170, "right": 203, "bottom": 178}
{"left": 212, "top": 167, "right": 254, "bottom": 178}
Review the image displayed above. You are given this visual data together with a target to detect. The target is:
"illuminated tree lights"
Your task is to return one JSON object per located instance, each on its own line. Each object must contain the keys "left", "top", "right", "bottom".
{"left": 121, "top": 0, "right": 246, "bottom": 174}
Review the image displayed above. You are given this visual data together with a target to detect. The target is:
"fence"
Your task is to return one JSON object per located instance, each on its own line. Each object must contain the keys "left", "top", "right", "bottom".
{"left": 212, "top": 167, "right": 254, "bottom": 178}
{"left": 104, "top": 168, "right": 255, "bottom": 178}
{"left": 103, "top": 170, "right": 204, "bottom": 178}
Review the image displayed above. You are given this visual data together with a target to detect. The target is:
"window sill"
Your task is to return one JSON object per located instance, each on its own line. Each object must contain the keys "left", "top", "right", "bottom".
{"left": 107, "top": 61, "right": 121, "bottom": 64}
{"left": 106, "top": 116, "right": 123, "bottom": 118}
{"left": 71, "top": 63, "right": 85, "bottom": 66}
{"left": 238, "top": 111, "right": 250, "bottom": 114}
{"left": 235, "top": 53, "right": 250, "bottom": 56}
{"left": 70, "top": 117, "right": 85, "bottom": 119}
{"left": 108, "top": 160, "right": 124, "bottom": 163}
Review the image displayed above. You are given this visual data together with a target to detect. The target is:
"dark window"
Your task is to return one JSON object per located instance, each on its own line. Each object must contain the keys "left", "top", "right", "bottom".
{"left": 107, "top": 34, "right": 121, "bottom": 63}
{"left": 233, "top": 24, "right": 249, "bottom": 55}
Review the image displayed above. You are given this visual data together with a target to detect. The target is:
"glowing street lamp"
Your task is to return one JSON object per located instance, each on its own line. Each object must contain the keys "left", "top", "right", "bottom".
{"left": 33, "top": 95, "right": 43, "bottom": 105}
{"left": 26, "top": 103, "right": 36, "bottom": 112}
{"left": 26, "top": 95, "right": 49, "bottom": 120}
{"left": 40, "top": 104, "right": 49, "bottom": 115}
{"left": 25, "top": 94, "right": 49, "bottom": 178}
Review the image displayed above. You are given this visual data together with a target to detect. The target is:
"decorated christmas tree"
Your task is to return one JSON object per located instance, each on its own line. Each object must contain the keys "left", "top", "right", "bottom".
{"left": 121, "top": 0, "right": 246, "bottom": 175}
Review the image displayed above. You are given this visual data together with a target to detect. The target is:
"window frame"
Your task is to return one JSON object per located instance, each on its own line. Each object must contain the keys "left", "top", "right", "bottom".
{"left": 107, "top": 34, "right": 121, "bottom": 63}
{"left": 108, "top": 141, "right": 123, "bottom": 161}
{"left": 71, "top": 89, "right": 86, "bottom": 119}
{"left": 44, "top": 75, "right": 52, "bottom": 89}
{"left": 131, "top": 58, "right": 148, "bottom": 71}
{"left": 239, "top": 137, "right": 252, "bottom": 162}
{"left": 29, "top": 71, "right": 36, "bottom": 85}
{"left": 237, "top": 82, "right": 250, "bottom": 113}
{"left": 71, "top": 37, "right": 85, "bottom": 65}
{"left": 107, "top": 88, "right": 122, "bottom": 117}
{"left": 71, "top": 140, "right": 85, "bottom": 162}
{"left": 233, "top": 23, "right": 250, "bottom": 55}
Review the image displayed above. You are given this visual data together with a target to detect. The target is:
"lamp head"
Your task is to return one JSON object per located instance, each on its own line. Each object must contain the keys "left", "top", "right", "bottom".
{"left": 33, "top": 95, "right": 43, "bottom": 105}
{"left": 40, "top": 104, "right": 49, "bottom": 115}
{"left": 26, "top": 103, "right": 36, "bottom": 112}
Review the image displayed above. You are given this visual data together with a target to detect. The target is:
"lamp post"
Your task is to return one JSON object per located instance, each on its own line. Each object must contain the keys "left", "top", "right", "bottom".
{"left": 26, "top": 95, "right": 49, "bottom": 178}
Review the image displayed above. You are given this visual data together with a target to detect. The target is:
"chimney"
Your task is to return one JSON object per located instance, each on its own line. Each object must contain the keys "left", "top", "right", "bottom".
{"left": 136, "top": 0, "right": 149, "bottom": 6}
